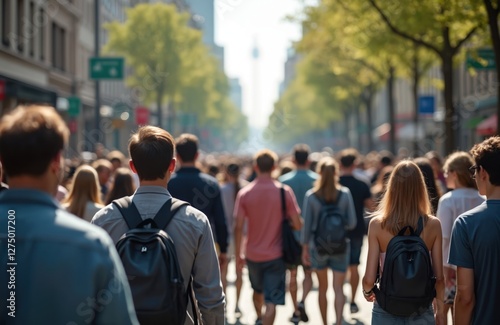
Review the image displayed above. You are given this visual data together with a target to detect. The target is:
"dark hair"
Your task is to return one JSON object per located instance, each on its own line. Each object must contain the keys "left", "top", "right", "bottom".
{"left": 128, "top": 126, "right": 175, "bottom": 180}
{"left": 339, "top": 148, "right": 359, "bottom": 168}
{"left": 380, "top": 151, "right": 394, "bottom": 166}
{"left": 254, "top": 149, "right": 278, "bottom": 173}
{"left": 105, "top": 168, "right": 136, "bottom": 204}
{"left": 226, "top": 162, "right": 241, "bottom": 201}
{"left": 175, "top": 133, "right": 199, "bottom": 163}
{"left": 293, "top": 144, "right": 310, "bottom": 166}
{"left": 470, "top": 136, "right": 500, "bottom": 186}
{"left": 0, "top": 105, "right": 69, "bottom": 177}
{"left": 414, "top": 157, "right": 442, "bottom": 215}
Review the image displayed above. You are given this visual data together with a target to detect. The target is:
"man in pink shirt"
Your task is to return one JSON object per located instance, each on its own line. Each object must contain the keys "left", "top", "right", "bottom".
{"left": 234, "top": 149, "right": 302, "bottom": 325}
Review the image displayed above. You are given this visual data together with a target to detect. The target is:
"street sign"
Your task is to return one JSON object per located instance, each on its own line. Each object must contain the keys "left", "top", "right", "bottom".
{"left": 67, "top": 96, "right": 81, "bottom": 117}
{"left": 419, "top": 95, "right": 435, "bottom": 115}
{"left": 466, "top": 48, "right": 496, "bottom": 70}
{"left": 89, "top": 57, "right": 124, "bottom": 79}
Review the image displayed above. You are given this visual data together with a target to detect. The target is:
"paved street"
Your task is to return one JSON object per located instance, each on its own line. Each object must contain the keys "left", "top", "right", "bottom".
{"left": 224, "top": 238, "right": 452, "bottom": 325}
{"left": 224, "top": 239, "right": 373, "bottom": 325}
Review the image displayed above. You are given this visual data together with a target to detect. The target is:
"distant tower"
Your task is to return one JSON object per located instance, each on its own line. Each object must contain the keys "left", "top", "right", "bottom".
{"left": 252, "top": 39, "right": 260, "bottom": 121}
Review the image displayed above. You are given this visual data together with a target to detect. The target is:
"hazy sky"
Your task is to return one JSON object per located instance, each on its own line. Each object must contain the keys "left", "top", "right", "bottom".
{"left": 215, "top": 0, "right": 304, "bottom": 128}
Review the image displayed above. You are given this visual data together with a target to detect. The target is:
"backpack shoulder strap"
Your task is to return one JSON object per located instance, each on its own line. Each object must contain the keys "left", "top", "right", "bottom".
{"left": 414, "top": 216, "right": 424, "bottom": 237}
{"left": 113, "top": 196, "right": 143, "bottom": 229}
{"left": 154, "top": 198, "right": 190, "bottom": 230}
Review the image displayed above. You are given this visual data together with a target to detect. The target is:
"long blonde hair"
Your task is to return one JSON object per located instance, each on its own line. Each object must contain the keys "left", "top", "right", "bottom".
{"left": 376, "top": 160, "right": 431, "bottom": 235}
{"left": 63, "top": 165, "right": 103, "bottom": 219}
{"left": 312, "top": 157, "right": 340, "bottom": 203}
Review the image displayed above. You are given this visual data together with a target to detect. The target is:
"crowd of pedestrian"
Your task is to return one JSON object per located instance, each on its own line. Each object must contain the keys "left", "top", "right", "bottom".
{"left": 1, "top": 104, "right": 499, "bottom": 325}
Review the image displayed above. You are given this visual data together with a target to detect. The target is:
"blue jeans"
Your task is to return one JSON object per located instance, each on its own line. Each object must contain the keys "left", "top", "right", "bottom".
{"left": 372, "top": 302, "right": 435, "bottom": 325}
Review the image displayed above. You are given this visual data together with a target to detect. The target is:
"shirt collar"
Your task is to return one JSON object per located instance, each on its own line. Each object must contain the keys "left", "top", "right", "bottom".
{"left": 0, "top": 189, "right": 61, "bottom": 208}
{"left": 134, "top": 185, "right": 172, "bottom": 197}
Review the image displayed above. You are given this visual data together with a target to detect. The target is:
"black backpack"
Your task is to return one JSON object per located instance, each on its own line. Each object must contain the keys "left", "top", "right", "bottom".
{"left": 314, "top": 191, "right": 346, "bottom": 255}
{"left": 113, "top": 197, "right": 198, "bottom": 325}
{"left": 374, "top": 216, "right": 436, "bottom": 317}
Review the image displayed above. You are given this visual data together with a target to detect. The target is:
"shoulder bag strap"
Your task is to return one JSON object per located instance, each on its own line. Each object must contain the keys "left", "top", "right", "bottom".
{"left": 280, "top": 186, "right": 287, "bottom": 221}
{"left": 112, "top": 196, "right": 143, "bottom": 229}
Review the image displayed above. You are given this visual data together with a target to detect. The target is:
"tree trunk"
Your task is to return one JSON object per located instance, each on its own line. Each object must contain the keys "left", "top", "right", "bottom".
{"left": 344, "top": 109, "right": 351, "bottom": 147}
{"left": 355, "top": 104, "right": 363, "bottom": 151}
{"left": 388, "top": 66, "right": 396, "bottom": 155}
{"left": 364, "top": 86, "right": 374, "bottom": 152}
{"left": 412, "top": 45, "right": 421, "bottom": 157}
{"left": 483, "top": 0, "right": 500, "bottom": 136}
{"left": 442, "top": 51, "right": 455, "bottom": 154}
{"left": 156, "top": 87, "right": 163, "bottom": 129}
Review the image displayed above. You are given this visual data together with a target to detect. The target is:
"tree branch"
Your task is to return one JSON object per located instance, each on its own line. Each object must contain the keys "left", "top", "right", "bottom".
{"left": 368, "top": 0, "right": 441, "bottom": 55}
{"left": 452, "top": 26, "right": 479, "bottom": 55}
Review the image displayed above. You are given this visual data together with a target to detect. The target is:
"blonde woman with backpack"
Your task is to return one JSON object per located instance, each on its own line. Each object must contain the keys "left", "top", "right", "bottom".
{"left": 362, "top": 160, "right": 445, "bottom": 324}
{"left": 301, "top": 157, "right": 357, "bottom": 325}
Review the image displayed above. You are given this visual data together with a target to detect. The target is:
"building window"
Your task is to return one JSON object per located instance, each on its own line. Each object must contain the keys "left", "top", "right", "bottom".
{"left": 39, "top": 8, "right": 44, "bottom": 61}
{"left": 2, "top": 0, "right": 11, "bottom": 46}
{"left": 51, "top": 22, "right": 66, "bottom": 71}
{"left": 17, "top": 0, "right": 24, "bottom": 52}
{"left": 29, "top": 0, "right": 34, "bottom": 57}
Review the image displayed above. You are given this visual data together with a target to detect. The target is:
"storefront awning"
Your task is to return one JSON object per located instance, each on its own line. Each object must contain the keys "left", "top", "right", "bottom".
{"left": 476, "top": 114, "right": 498, "bottom": 136}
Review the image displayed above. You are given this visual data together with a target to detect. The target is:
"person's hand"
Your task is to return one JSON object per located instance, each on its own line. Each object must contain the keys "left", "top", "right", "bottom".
{"left": 302, "top": 249, "right": 311, "bottom": 267}
{"left": 363, "top": 289, "right": 376, "bottom": 302}
{"left": 445, "top": 266, "right": 456, "bottom": 287}
{"left": 236, "top": 253, "right": 246, "bottom": 270}
{"left": 218, "top": 253, "right": 228, "bottom": 269}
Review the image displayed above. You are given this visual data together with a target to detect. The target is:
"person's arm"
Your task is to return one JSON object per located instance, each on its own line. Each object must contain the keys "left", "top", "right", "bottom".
{"left": 448, "top": 215, "right": 475, "bottom": 325}
{"left": 361, "top": 218, "right": 380, "bottom": 302}
{"left": 454, "top": 267, "right": 475, "bottom": 325}
{"left": 300, "top": 193, "right": 313, "bottom": 267}
{"left": 344, "top": 189, "right": 357, "bottom": 230}
{"left": 212, "top": 188, "right": 229, "bottom": 255}
{"left": 233, "top": 193, "right": 246, "bottom": 270}
{"left": 429, "top": 217, "right": 445, "bottom": 325}
{"left": 285, "top": 186, "right": 303, "bottom": 230}
{"left": 191, "top": 218, "right": 226, "bottom": 325}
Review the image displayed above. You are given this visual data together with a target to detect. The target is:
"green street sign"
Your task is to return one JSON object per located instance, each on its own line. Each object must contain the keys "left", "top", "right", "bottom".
{"left": 67, "top": 96, "right": 81, "bottom": 117}
{"left": 89, "top": 57, "right": 124, "bottom": 79}
{"left": 467, "top": 48, "right": 496, "bottom": 70}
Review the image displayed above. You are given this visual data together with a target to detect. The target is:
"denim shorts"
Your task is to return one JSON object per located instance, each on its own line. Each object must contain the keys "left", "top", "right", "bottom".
{"left": 372, "top": 302, "right": 435, "bottom": 325}
{"left": 246, "top": 258, "right": 286, "bottom": 305}
{"left": 310, "top": 242, "right": 350, "bottom": 272}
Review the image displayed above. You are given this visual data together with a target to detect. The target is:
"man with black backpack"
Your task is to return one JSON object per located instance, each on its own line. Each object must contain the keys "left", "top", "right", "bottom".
{"left": 92, "top": 126, "right": 225, "bottom": 325}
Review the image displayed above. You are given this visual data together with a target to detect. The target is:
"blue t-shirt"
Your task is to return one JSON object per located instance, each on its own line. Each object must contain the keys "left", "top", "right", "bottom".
{"left": 448, "top": 200, "right": 500, "bottom": 325}
{"left": 279, "top": 170, "right": 318, "bottom": 207}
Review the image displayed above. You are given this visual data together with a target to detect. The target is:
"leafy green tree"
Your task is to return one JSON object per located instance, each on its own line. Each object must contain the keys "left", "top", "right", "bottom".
{"left": 369, "top": 0, "right": 484, "bottom": 153}
{"left": 104, "top": 3, "right": 207, "bottom": 129}
{"left": 478, "top": 0, "right": 500, "bottom": 135}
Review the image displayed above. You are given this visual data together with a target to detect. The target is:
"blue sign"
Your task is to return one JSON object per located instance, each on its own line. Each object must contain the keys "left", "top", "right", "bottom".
{"left": 419, "top": 96, "right": 435, "bottom": 115}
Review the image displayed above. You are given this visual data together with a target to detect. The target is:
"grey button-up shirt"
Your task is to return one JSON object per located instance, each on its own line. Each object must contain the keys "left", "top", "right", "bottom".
{"left": 91, "top": 186, "right": 225, "bottom": 325}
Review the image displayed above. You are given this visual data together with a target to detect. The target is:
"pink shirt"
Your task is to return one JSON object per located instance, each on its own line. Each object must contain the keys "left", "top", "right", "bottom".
{"left": 234, "top": 176, "right": 301, "bottom": 262}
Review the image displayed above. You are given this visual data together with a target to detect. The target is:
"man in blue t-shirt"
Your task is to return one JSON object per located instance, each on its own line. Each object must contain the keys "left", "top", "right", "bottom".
{"left": 449, "top": 136, "right": 500, "bottom": 325}
{"left": 279, "top": 144, "right": 318, "bottom": 323}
